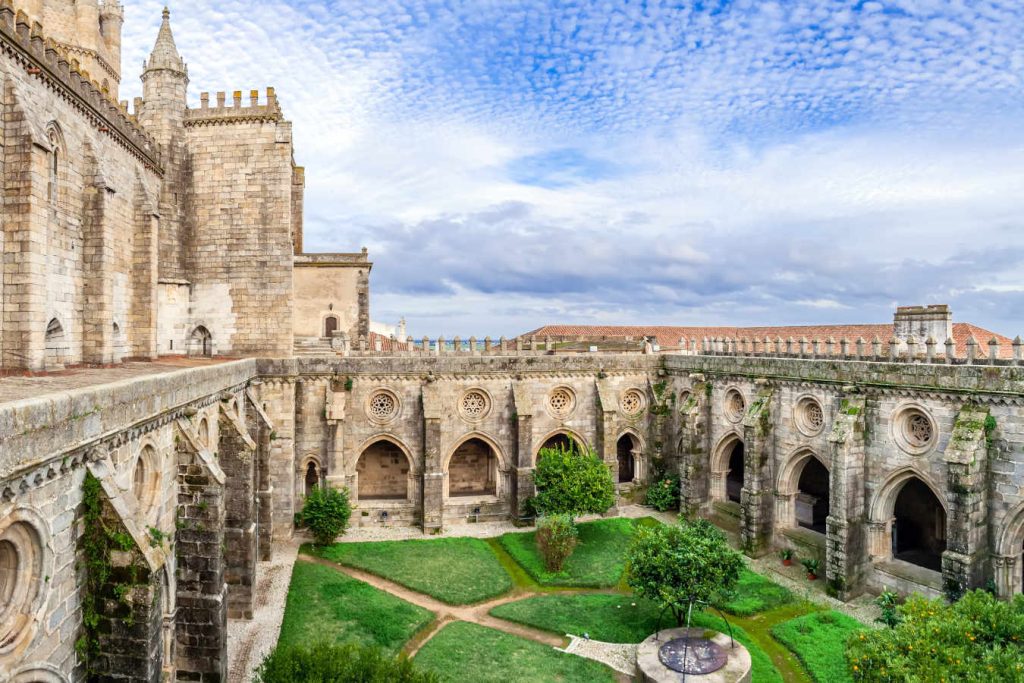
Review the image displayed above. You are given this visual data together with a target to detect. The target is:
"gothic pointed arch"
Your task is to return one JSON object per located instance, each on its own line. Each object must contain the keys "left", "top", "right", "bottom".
{"left": 536, "top": 429, "right": 590, "bottom": 461}
{"left": 354, "top": 435, "right": 415, "bottom": 501}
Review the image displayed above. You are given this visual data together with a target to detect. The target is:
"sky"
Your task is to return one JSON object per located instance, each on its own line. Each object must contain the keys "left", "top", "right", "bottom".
{"left": 120, "top": 0, "right": 1024, "bottom": 338}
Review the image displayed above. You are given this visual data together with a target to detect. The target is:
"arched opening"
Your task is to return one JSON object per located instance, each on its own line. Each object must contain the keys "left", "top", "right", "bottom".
{"left": 45, "top": 318, "right": 67, "bottom": 369}
{"left": 726, "top": 441, "right": 745, "bottom": 504}
{"left": 188, "top": 326, "right": 213, "bottom": 357}
{"left": 796, "top": 457, "right": 830, "bottom": 533}
{"left": 304, "top": 461, "right": 321, "bottom": 496}
{"left": 133, "top": 446, "right": 160, "bottom": 518}
{"left": 0, "top": 539, "right": 16, "bottom": 618}
{"left": 324, "top": 316, "right": 339, "bottom": 338}
{"left": 448, "top": 438, "right": 498, "bottom": 497}
{"left": 616, "top": 435, "right": 637, "bottom": 484}
{"left": 0, "top": 521, "right": 43, "bottom": 652}
{"left": 540, "top": 433, "right": 582, "bottom": 455}
{"left": 197, "top": 417, "right": 209, "bottom": 448}
{"left": 893, "top": 478, "right": 947, "bottom": 571}
{"left": 356, "top": 441, "right": 409, "bottom": 500}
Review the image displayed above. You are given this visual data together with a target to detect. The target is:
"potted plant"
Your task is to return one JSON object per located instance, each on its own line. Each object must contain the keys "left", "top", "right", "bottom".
{"left": 779, "top": 548, "right": 794, "bottom": 567}
{"left": 801, "top": 558, "right": 820, "bottom": 581}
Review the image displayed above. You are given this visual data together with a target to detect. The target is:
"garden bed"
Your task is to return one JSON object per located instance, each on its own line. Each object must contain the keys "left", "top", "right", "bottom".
{"left": 771, "top": 610, "right": 865, "bottom": 683}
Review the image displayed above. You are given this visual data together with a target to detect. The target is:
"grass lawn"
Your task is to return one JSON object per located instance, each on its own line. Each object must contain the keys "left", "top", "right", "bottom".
{"left": 489, "top": 593, "right": 782, "bottom": 682}
{"left": 414, "top": 621, "right": 617, "bottom": 683}
{"left": 311, "top": 536, "right": 512, "bottom": 605}
{"left": 771, "top": 611, "right": 865, "bottom": 683}
{"left": 498, "top": 517, "right": 658, "bottom": 587}
{"left": 716, "top": 568, "right": 795, "bottom": 616}
{"left": 277, "top": 560, "right": 434, "bottom": 656}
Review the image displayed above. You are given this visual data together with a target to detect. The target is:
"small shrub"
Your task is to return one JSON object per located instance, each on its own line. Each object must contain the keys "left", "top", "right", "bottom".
{"left": 875, "top": 589, "right": 900, "bottom": 628}
{"left": 801, "top": 558, "right": 820, "bottom": 578}
{"left": 644, "top": 474, "right": 680, "bottom": 512}
{"left": 533, "top": 445, "right": 615, "bottom": 517}
{"left": 302, "top": 487, "right": 352, "bottom": 546}
{"left": 535, "top": 514, "right": 579, "bottom": 572}
{"left": 255, "top": 642, "right": 438, "bottom": 683}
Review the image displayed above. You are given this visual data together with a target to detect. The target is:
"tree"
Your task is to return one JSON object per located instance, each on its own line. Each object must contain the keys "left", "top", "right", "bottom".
{"left": 535, "top": 513, "right": 579, "bottom": 572}
{"left": 533, "top": 445, "right": 616, "bottom": 517}
{"left": 626, "top": 519, "right": 743, "bottom": 627}
{"left": 255, "top": 642, "right": 438, "bottom": 683}
{"left": 301, "top": 486, "right": 352, "bottom": 546}
{"left": 847, "top": 591, "right": 1024, "bottom": 682}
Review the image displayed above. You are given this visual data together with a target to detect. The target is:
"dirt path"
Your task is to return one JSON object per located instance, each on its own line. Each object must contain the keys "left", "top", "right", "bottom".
{"left": 300, "top": 555, "right": 567, "bottom": 653}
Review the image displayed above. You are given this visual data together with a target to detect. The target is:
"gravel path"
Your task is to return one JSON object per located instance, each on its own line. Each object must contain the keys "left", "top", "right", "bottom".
{"left": 226, "top": 539, "right": 300, "bottom": 683}
{"left": 562, "top": 637, "right": 638, "bottom": 676}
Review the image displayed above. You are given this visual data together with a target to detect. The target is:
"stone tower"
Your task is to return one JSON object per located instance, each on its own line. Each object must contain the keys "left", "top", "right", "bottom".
{"left": 138, "top": 7, "right": 190, "bottom": 281}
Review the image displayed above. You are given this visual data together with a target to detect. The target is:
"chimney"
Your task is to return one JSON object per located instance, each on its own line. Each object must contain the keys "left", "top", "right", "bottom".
{"left": 894, "top": 305, "right": 953, "bottom": 346}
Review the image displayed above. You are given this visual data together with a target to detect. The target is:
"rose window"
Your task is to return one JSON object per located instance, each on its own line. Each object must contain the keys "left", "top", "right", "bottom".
{"left": 796, "top": 398, "right": 825, "bottom": 436}
{"left": 725, "top": 390, "right": 746, "bottom": 422}
{"left": 621, "top": 390, "right": 645, "bottom": 416}
{"left": 907, "top": 413, "right": 933, "bottom": 448}
{"left": 548, "top": 388, "right": 576, "bottom": 418}
{"left": 368, "top": 390, "right": 399, "bottom": 422}
{"left": 460, "top": 390, "right": 490, "bottom": 420}
{"left": 893, "top": 406, "right": 937, "bottom": 455}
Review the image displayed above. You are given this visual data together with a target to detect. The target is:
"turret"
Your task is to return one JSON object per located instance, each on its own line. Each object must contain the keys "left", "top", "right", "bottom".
{"left": 99, "top": 0, "right": 123, "bottom": 82}
{"left": 139, "top": 7, "right": 188, "bottom": 132}
{"left": 74, "top": 0, "right": 99, "bottom": 53}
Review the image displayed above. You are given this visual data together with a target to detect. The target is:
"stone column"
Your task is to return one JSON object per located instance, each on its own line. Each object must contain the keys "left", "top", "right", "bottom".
{"left": 992, "top": 554, "right": 1021, "bottom": 599}
{"left": 421, "top": 384, "right": 444, "bottom": 531}
{"left": 825, "top": 394, "right": 868, "bottom": 600}
{"left": 942, "top": 405, "right": 991, "bottom": 597}
{"left": 595, "top": 378, "right": 620, "bottom": 514}
{"left": 739, "top": 386, "right": 775, "bottom": 556}
{"left": 174, "top": 437, "right": 228, "bottom": 682}
{"left": 512, "top": 383, "right": 535, "bottom": 520}
{"left": 218, "top": 399, "right": 257, "bottom": 619}
{"left": 82, "top": 175, "right": 116, "bottom": 365}
{"left": 129, "top": 188, "right": 159, "bottom": 360}
{"left": 678, "top": 375, "right": 710, "bottom": 517}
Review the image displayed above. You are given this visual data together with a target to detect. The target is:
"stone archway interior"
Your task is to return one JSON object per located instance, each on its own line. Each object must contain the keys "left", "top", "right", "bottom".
{"left": 448, "top": 438, "right": 497, "bottom": 497}
{"left": 541, "top": 433, "right": 580, "bottom": 455}
{"left": 189, "top": 326, "right": 213, "bottom": 357}
{"left": 796, "top": 457, "right": 830, "bottom": 533}
{"left": 726, "top": 442, "right": 745, "bottom": 504}
{"left": 324, "top": 316, "right": 339, "bottom": 338}
{"left": 616, "top": 435, "right": 636, "bottom": 483}
{"left": 304, "top": 462, "right": 320, "bottom": 495}
{"left": 893, "top": 478, "right": 946, "bottom": 571}
{"left": 357, "top": 441, "right": 408, "bottom": 500}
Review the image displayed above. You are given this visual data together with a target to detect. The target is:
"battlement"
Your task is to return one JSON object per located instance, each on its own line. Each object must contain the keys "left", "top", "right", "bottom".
{"left": 0, "top": 2, "right": 160, "bottom": 169}
{"left": 184, "top": 88, "right": 284, "bottom": 127}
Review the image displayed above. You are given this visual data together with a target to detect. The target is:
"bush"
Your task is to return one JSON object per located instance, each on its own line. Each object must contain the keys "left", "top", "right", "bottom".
{"left": 535, "top": 514, "right": 579, "bottom": 572}
{"left": 644, "top": 474, "right": 680, "bottom": 511}
{"left": 302, "top": 486, "right": 352, "bottom": 546}
{"left": 626, "top": 518, "right": 743, "bottom": 627}
{"left": 847, "top": 591, "right": 1024, "bottom": 682}
{"left": 255, "top": 642, "right": 438, "bottom": 682}
{"left": 533, "top": 445, "right": 615, "bottom": 517}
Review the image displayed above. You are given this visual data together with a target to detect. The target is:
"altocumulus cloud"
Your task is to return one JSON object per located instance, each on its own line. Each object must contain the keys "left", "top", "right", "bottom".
{"left": 121, "top": 1, "right": 1024, "bottom": 336}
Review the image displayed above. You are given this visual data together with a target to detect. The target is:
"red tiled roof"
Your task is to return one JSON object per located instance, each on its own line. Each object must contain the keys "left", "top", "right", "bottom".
{"left": 520, "top": 323, "right": 1016, "bottom": 359}
{"left": 369, "top": 331, "right": 413, "bottom": 352}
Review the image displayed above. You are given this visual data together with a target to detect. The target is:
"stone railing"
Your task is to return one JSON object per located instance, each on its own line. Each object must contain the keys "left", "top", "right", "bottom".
{"left": 676, "top": 334, "right": 1023, "bottom": 366}
{"left": 319, "top": 334, "right": 652, "bottom": 357}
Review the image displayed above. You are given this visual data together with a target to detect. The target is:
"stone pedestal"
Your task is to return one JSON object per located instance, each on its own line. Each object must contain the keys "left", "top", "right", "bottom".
{"left": 637, "top": 629, "right": 751, "bottom": 683}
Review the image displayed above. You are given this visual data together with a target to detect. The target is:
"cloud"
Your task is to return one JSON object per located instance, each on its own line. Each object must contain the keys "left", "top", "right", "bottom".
{"left": 118, "top": 0, "right": 1024, "bottom": 336}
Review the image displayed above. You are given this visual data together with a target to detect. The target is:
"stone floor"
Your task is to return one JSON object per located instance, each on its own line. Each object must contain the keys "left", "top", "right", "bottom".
{"left": 0, "top": 357, "right": 236, "bottom": 405}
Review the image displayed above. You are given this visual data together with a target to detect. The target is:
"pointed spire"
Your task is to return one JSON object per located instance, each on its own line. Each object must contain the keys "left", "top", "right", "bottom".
{"left": 144, "top": 6, "right": 186, "bottom": 75}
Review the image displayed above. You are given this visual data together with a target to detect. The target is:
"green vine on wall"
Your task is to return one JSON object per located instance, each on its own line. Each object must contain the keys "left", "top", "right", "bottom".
{"left": 76, "top": 472, "right": 146, "bottom": 674}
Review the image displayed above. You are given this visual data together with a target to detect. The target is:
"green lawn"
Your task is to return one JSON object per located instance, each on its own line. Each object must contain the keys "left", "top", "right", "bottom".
{"left": 312, "top": 537, "right": 513, "bottom": 604}
{"left": 489, "top": 593, "right": 782, "bottom": 682}
{"left": 771, "top": 611, "right": 865, "bottom": 683}
{"left": 277, "top": 560, "right": 434, "bottom": 656}
{"left": 414, "top": 621, "right": 617, "bottom": 683}
{"left": 716, "top": 568, "right": 795, "bottom": 616}
{"left": 497, "top": 517, "right": 656, "bottom": 587}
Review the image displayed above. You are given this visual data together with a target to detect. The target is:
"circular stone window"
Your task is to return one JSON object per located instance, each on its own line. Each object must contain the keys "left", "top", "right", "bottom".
{"left": 547, "top": 387, "right": 577, "bottom": 419}
{"left": 620, "top": 389, "right": 646, "bottom": 417}
{"left": 893, "top": 406, "right": 937, "bottom": 455}
{"left": 724, "top": 390, "right": 746, "bottom": 423}
{"left": 0, "top": 521, "right": 44, "bottom": 656}
{"left": 796, "top": 397, "right": 826, "bottom": 437}
{"left": 366, "top": 389, "right": 400, "bottom": 424}
{"left": 459, "top": 389, "right": 491, "bottom": 422}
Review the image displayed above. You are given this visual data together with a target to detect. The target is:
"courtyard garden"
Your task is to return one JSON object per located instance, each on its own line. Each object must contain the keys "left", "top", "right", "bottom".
{"left": 264, "top": 514, "right": 872, "bottom": 682}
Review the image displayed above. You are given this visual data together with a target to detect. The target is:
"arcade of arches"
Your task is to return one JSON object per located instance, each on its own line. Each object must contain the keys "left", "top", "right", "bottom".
{"left": 540, "top": 433, "right": 583, "bottom": 454}
{"left": 893, "top": 478, "right": 947, "bottom": 572}
{"left": 356, "top": 441, "right": 409, "bottom": 500}
{"left": 448, "top": 438, "right": 498, "bottom": 497}
{"left": 726, "top": 441, "right": 745, "bottom": 504}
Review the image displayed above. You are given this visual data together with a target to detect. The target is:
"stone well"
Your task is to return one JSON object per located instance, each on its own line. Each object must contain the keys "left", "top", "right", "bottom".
{"left": 637, "top": 627, "right": 751, "bottom": 683}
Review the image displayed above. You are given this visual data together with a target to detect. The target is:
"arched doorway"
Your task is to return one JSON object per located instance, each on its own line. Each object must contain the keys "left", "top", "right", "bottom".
{"left": 447, "top": 438, "right": 498, "bottom": 497}
{"left": 188, "top": 326, "right": 213, "bottom": 357}
{"left": 540, "top": 432, "right": 583, "bottom": 455}
{"left": 324, "top": 316, "right": 339, "bottom": 338}
{"left": 44, "top": 318, "right": 66, "bottom": 369}
{"left": 356, "top": 441, "right": 409, "bottom": 500}
{"left": 796, "top": 457, "right": 830, "bottom": 533}
{"left": 616, "top": 435, "right": 637, "bottom": 484}
{"left": 304, "top": 461, "right": 321, "bottom": 496}
{"left": 726, "top": 442, "right": 745, "bottom": 504}
{"left": 893, "top": 478, "right": 946, "bottom": 571}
